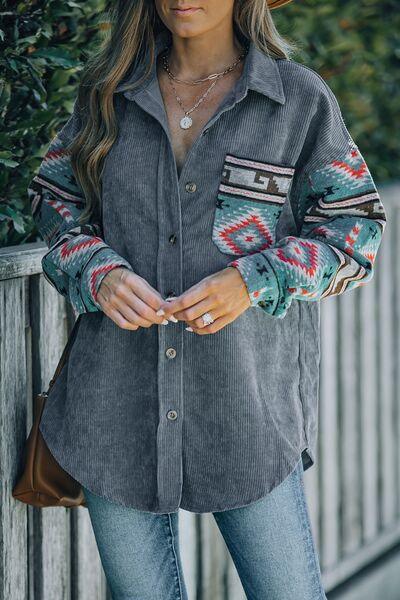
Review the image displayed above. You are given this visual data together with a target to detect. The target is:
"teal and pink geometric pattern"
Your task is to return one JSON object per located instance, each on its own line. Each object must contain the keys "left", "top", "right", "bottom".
{"left": 227, "top": 143, "right": 386, "bottom": 318}
{"left": 28, "top": 135, "right": 134, "bottom": 314}
{"left": 212, "top": 154, "right": 295, "bottom": 255}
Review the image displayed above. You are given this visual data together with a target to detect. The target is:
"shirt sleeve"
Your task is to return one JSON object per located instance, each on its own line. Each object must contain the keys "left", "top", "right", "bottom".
{"left": 227, "top": 77, "right": 387, "bottom": 318}
{"left": 28, "top": 99, "right": 134, "bottom": 314}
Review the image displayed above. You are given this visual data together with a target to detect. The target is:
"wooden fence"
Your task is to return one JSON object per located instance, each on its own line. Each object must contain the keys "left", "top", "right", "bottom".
{"left": 0, "top": 182, "right": 399, "bottom": 599}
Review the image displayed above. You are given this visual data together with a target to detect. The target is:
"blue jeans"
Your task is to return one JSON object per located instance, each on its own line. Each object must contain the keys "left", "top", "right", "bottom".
{"left": 82, "top": 458, "right": 327, "bottom": 600}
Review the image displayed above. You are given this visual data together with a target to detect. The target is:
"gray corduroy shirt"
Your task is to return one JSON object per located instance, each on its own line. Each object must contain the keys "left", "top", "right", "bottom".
{"left": 33, "top": 28, "right": 385, "bottom": 513}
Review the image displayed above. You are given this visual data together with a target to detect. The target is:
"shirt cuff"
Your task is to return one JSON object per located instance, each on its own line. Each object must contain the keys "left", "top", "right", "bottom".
{"left": 227, "top": 253, "right": 281, "bottom": 315}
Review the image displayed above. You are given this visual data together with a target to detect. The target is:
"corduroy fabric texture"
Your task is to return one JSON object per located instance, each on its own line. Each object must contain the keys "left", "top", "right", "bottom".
{"left": 28, "top": 28, "right": 386, "bottom": 514}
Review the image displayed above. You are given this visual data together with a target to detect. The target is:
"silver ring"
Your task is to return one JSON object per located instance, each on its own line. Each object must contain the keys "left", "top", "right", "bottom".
{"left": 201, "top": 312, "right": 214, "bottom": 326}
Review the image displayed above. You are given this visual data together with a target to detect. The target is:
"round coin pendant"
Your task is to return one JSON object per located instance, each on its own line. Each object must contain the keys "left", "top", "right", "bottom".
{"left": 180, "top": 115, "right": 193, "bottom": 129}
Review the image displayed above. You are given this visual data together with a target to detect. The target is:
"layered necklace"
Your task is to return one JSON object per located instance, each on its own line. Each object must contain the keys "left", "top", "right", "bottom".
{"left": 161, "top": 43, "right": 248, "bottom": 130}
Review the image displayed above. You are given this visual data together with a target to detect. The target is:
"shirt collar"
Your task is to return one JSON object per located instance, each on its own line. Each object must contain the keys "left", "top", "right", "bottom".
{"left": 114, "top": 28, "right": 285, "bottom": 106}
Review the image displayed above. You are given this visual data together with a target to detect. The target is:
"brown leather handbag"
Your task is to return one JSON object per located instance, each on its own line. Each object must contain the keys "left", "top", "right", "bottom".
{"left": 12, "top": 315, "right": 87, "bottom": 508}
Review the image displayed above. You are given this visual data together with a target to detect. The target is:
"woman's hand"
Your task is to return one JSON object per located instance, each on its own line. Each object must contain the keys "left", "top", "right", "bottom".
{"left": 157, "top": 266, "right": 251, "bottom": 334}
{"left": 97, "top": 267, "right": 172, "bottom": 330}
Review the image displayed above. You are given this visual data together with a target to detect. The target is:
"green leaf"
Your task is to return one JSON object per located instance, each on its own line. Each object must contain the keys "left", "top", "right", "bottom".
{"left": 30, "top": 48, "right": 78, "bottom": 69}
{"left": 0, "top": 158, "right": 19, "bottom": 168}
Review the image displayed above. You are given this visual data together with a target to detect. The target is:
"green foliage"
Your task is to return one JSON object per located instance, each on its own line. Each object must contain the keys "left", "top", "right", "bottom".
{"left": 274, "top": 0, "right": 399, "bottom": 185}
{"left": 0, "top": 0, "right": 108, "bottom": 246}
{"left": 1, "top": 0, "right": 398, "bottom": 247}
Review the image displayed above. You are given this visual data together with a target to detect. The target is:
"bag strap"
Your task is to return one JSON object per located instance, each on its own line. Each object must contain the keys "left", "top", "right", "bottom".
{"left": 46, "top": 314, "right": 82, "bottom": 393}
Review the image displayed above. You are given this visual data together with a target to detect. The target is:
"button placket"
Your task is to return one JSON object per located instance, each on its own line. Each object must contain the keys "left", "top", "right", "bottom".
{"left": 156, "top": 161, "right": 183, "bottom": 509}
{"left": 157, "top": 318, "right": 183, "bottom": 510}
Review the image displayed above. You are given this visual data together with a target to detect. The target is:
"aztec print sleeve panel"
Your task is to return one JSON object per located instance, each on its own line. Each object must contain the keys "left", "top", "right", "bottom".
{"left": 227, "top": 82, "right": 387, "bottom": 319}
{"left": 28, "top": 132, "right": 134, "bottom": 314}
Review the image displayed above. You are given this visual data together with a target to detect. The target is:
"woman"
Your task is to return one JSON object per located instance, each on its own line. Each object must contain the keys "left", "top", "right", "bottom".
{"left": 28, "top": 0, "right": 386, "bottom": 598}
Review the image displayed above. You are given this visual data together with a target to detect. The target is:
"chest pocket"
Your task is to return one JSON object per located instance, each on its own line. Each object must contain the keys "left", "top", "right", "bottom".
{"left": 211, "top": 153, "right": 295, "bottom": 256}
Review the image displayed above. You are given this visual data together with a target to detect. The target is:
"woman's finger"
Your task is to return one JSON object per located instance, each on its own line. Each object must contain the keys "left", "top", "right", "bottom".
{"left": 98, "top": 268, "right": 167, "bottom": 326}
{"left": 112, "top": 284, "right": 170, "bottom": 325}
{"left": 111, "top": 295, "right": 161, "bottom": 328}
{"left": 180, "top": 297, "right": 226, "bottom": 329}
{"left": 158, "top": 278, "right": 212, "bottom": 318}
{"left": 99, "top": 288, "right": 160, "bottom": 328}
{"left": 187, "top": 311, "right": 238, "bottom": 335}
{"left": 122, "top": 271, "right": 167, "bottom": 313}
{"left": 101, "top": 303, "right": 140, "bottom": 330}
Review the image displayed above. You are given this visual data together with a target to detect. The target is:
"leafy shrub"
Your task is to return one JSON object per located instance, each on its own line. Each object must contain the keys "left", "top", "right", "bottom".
{"left": 0, "top": 0, "right": 107, "bottom": 246}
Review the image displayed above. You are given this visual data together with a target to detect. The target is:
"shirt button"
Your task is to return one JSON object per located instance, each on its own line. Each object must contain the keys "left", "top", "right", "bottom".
{"left": 167, "top": 410, "right": 178, "bottom": 421}
{"left": 185, "top": 182, "right": 197, "bottom": 193}
{"left": 165, "top": 347, "right": 177, "bottom": 359}
{"left": 169, "top": 233, "right": 177, "bottom": 244}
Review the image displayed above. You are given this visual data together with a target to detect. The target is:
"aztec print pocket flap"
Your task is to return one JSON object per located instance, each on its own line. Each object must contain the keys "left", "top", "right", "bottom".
{"left": 211, "top": 154, "right": 295, "bottom": 256}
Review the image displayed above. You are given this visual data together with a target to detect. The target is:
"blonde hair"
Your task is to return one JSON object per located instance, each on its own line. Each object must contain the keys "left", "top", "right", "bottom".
{"left": 70, "top": 0, "right": 296, "bottom": 222}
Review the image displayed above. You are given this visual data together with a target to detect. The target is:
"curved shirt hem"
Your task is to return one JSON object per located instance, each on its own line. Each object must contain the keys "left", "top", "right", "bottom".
{"left": 178, "top": 448, "right": 312, "bottom": 514}
{"left": 39, "top": 417, "right": 313, "bottom": 514}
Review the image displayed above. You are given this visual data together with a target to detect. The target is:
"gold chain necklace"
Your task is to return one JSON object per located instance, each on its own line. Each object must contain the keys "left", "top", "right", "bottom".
{"left": 161, "top": 44, "right": 247, "bottom": 130}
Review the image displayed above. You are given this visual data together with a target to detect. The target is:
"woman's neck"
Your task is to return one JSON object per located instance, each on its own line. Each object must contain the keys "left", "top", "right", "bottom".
{"left": 166, "top": 24, "right": 245, "bottom": 82}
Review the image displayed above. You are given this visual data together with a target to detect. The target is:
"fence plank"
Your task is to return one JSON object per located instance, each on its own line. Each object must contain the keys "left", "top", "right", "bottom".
{"left": 395, "top": 206, "right": 400, "bottom": 520}
{"left": 72, "top": 508, "right": 106, "bottom": 600}
{"left": 319, "top": 297, "right": 340, "bottom": 569}
{"left": 180, "top": 510, "right": 199, "bottom": 600}
{"left": 338, "top": 291, "right": 362, "bottom": 556}
{"left": 0, "top": 278, "right": 29, "bottom": 600}
{"left": 0, "top": 242, "right": 46, "bottom": 280}
{"left": 198, "top": 514, "right": 227, "bottom": 600}
{"left": 30, "top": 275, "right": 71, "bottom": 600}
{"left": 376, "top": 213, "right": 397, "bottom": 530}
{"left": 359, "top": 271, "right": 379, "bottom": 544}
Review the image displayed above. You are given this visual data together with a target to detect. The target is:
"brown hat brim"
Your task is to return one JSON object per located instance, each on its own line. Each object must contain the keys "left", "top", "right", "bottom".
{"left": 268, "top": 0, "right": 293, "bottom": 8}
